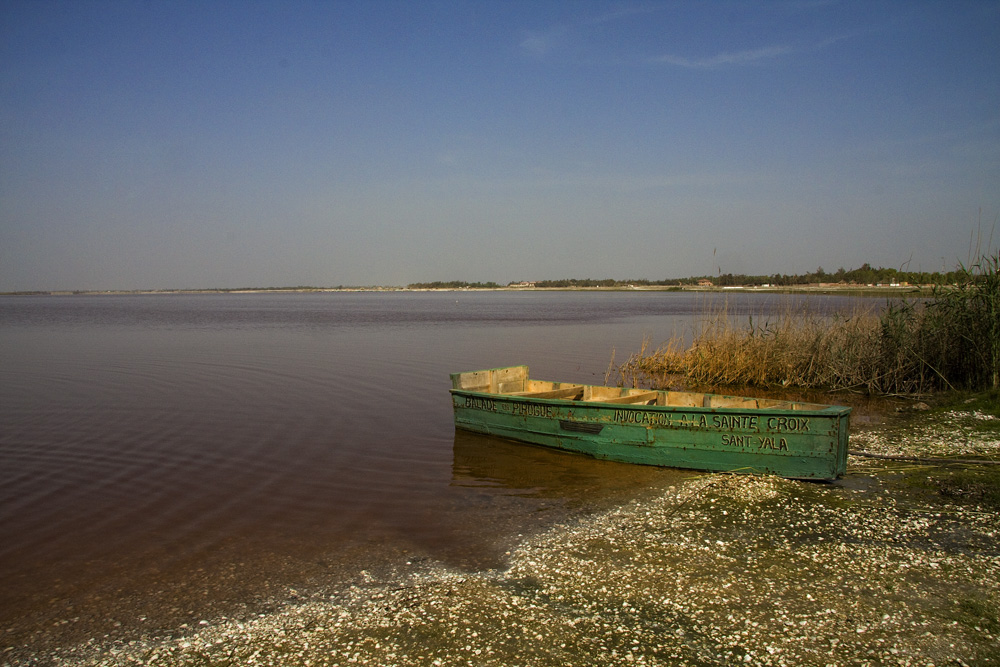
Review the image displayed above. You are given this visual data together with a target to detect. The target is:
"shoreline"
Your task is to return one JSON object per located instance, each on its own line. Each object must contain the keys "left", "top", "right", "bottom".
{"left": 1, "top": 285, "right": 930, "bottom": 297}
{"left": 10, "top": 406, "right": 999, "bottom": 667}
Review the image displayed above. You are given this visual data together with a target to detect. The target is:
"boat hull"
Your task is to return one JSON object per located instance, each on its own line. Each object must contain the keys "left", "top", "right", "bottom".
{"left": 451, "top": 366, "right": 850, "bottom": 480}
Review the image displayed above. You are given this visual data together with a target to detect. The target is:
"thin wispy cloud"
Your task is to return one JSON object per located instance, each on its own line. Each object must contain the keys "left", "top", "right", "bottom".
{"left": 655, "top": 45, "right": 792, "bottom": 68}
{"left": 519, "top": 29, "right": 559, "bottom": 57}
{"left": 519, "top": 6, "right": 818, "bottom": 68}
{"left": 655, "top": 26, "right": 859, "bottom": 70}
{"left": 519, "top": 3, "right": 669, "bottom": 59}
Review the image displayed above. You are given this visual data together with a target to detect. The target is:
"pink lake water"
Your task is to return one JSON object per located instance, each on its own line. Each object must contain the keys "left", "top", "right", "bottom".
{"left": 0, "top": 290, "right": 873, "bottom": 653}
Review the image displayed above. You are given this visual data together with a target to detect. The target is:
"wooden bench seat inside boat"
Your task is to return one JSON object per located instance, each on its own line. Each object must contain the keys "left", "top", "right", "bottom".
{"left": 508, "top": 386, "right": 585, "bottom": 399}
{"left": 588, "top": 391, "right": 659, "bottom": 405}
{"left": 507, "top": 386, "right": 659, "bottom": 404}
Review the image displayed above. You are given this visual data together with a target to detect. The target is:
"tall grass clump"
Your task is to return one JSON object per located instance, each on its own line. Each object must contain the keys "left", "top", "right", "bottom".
{"left": 616, "top": 304, "right": 887, "bottom": 393}
{"left": 616, "top": 252, "right": 1000, "bottom": 395}
{"left": 918, "top": 252, "right": 1000, "bottom": 390}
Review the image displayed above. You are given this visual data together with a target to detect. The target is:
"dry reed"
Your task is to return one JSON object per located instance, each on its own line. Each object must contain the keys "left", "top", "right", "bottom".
{"left": 616, "top": 252, "right": 999, "bottom": 395}
{"left": 616, "top": 303, "right": 885, "bottom": 392}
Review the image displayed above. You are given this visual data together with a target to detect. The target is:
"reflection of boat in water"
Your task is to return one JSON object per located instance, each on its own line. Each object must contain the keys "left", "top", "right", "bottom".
{"left": 451, "top": 428, "right": 682, "bottom": 510}
{"left": 452, "top": 429, "right": 672, "bottom": 498}
{"left": 451, "top": 365, "right": 852, "bottom": 481}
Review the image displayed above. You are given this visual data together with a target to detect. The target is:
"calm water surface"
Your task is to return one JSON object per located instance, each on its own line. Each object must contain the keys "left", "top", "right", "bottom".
{"left": 0, "top": 291, "right": 870, "bottom": 651}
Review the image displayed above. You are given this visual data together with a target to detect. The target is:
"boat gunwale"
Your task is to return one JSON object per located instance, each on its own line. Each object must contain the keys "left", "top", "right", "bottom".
{"left": 449, "top": 387, "right": 852, "bottom": 417}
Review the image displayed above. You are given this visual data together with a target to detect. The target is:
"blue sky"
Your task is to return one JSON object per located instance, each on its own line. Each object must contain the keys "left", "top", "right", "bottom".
{"left": 1, "top": 1, "right": 998, "bottom": 290}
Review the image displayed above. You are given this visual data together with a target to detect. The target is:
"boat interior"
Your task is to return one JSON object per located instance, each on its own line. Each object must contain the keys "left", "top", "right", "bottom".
{"left": 451, "top": 365, "right": 829, "bottom": 411}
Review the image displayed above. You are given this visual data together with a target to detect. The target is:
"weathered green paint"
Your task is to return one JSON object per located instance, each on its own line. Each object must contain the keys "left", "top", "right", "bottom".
{"left": 450, "top": 365, "right": 851, "bottom": 480}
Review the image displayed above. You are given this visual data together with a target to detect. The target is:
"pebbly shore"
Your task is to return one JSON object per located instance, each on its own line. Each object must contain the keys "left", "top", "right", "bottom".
{"left": 6, "top": 406, "right": 999, "bottom": 667}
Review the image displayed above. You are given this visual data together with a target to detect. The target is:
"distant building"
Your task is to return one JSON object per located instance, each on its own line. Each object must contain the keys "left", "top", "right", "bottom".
{"left": 509, "top": 281, "right": 536, "bottom": 288}
{"left": 697, "top": 279, "right": 714, "bottom": 287}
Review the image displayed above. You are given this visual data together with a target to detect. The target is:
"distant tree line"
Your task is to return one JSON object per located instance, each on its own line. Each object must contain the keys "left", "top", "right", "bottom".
{"left": 532, "top": 278, "right": 621, "bottom": 288}
{"left": 530, "top": 264, "right": 968, "bottom": 288}
{"left": 403, "top": 264, "right": 971, "bottom": 291}
{"left": 689, "top": 264, "right": 967, "bottom": 287}
{"left": 407, "top": 281, "right": 502, "bottom": 289}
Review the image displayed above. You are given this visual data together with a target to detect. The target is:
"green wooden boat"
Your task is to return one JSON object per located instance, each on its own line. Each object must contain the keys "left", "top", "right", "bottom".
{"left": 450, "top": 365, "right": 851, "bottom": 480}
